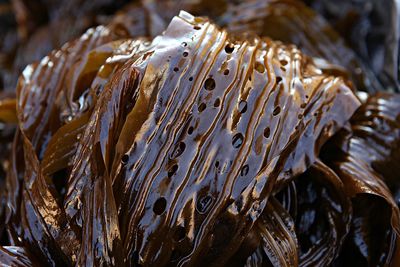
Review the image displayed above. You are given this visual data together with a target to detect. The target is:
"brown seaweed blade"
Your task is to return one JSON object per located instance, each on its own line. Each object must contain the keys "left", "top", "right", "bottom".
{"left": 103, "top": 11, "right": 359, "bottom": 266}
{"left": 0, "top": 246, "right": 39, "bottom": 266}
{"left": 17, "top": 127, "right": 79, "bottom": 265}
{"left": 345, "top": 93, "right": 400, "bottom": 191}
{"left": 222, "top": 195, "right": 299, "bottom": 267}
{"left": 304, "top": 0, "right": 400, "bottom": 91}
{"left": 16, "top": 25, "right": 120, "bottom": 157}
{"left": 293, "top": 161, "right": 351, "bottom": 266}
{"left": 64, "top": 63, "right": 145, "bottom": 266}
{"left": 0, "top": 97, "right": 17, "bottom": 123}
{"left": 321, "top": 92, "right": 400, "bottom": 265}
{"left": 8, "top": 18, "right": 149, "bottom": 265}
{"left": 40, "top": 39, "right": 150, "bottom": 178}
{"left": 40, "top": 113, "right": 90, "bottom": 177}
{"left": 4, "top": 129, "right": 24, "bottom": 246}
{"left": 218, "top": 0, "right": 382, "bottom": 93}
{"left": 0, "top": 8, "right": 364, "bottom": 267}
{"left": 242, "top": 160, "right": 352, "bottom": 267}
{"left": 257, "top": 196, "right": 299, "bottom": 267}
{"left": 9, "top": 25, "right": 137, "bottom": 266}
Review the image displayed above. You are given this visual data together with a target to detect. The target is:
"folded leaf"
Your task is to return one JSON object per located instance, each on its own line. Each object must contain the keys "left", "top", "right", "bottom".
{"left": 107, "top": 11, "right": 358, "bottom": 265}
{"left": 258, "top": 197, "right": 299, "bottom": 267}
{"left": 322, "top": 92, "right": 400, "bottom": 265}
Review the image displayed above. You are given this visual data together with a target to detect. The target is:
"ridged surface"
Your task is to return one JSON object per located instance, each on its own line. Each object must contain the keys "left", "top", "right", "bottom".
{"left": 0, "top": 10, "right": 362, "bottom": 266}
{"left": 0, "top": 246, "right": 37, "bottom": 266}
{"left": 2, "top": 4, "right": 400, "bottom": 267}
{"left": 322, "top": 92, "right": 400, "bottom": 266}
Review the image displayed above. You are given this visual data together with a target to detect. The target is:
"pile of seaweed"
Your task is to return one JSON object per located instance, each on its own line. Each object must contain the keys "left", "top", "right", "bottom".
{"left": 0, "top": 1, "right": 400, "bottom": 266}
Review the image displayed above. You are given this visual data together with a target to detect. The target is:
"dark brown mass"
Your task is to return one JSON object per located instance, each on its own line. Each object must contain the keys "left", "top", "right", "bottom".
{"left": 0, "top": 1, "right": 400, "bottom": 267}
